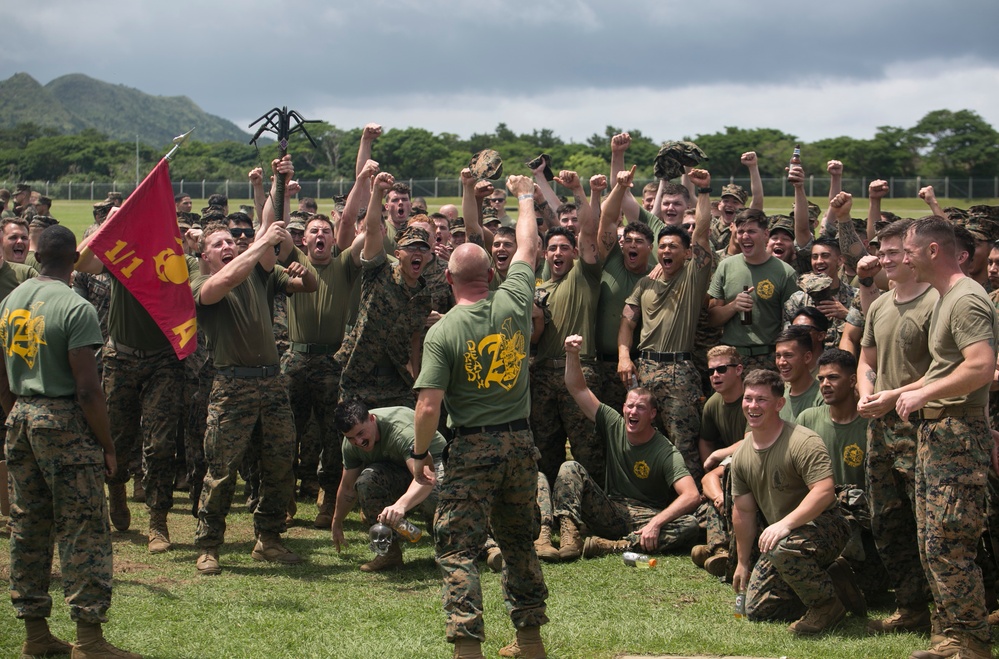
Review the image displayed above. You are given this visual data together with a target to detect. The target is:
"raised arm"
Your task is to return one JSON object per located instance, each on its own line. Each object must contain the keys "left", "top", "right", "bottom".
{"left": 249, "top": 166, "right": 266, "bottom": 224}
{"left": 556, "top": 170, "right": 598, "bottom": 265}
{"left": 610, "top": 132, "right": 640, "bottom": 223}
{"left": 506, "top": 175, "right": 540, "bottom": 267}
{"left": 867, "top": 179, "right": 888, "bottom": 243}
{"left": 362, "top": 172, "right": 394, "bottom": 262}
{"left": 466, "top": 178, "right": 493, "bottom": 249}
{"left": 338, "top": 159, "right": 378, "bottom": 252}
{"left": 198, "top": 222, "right": 289, "bottom": 305}
{"left": 788, "top": 163, "right": 813, "bottom": 248}
{"left": 827, "top": 160, "right": 843, "bottom": 201}
{"left": 355, "top": 123, "right": 381, "bottom": 178}
{"left": 590, "top": 173, "right": 609, "bottom": 248}
{"left": 742, "top": 152, "right": 764, "bottom": 210}
{"left": 686, "top": 168, "right": 713, "bottom": 257}
{"left": 564, "top": 334, "right": 599, "bottom": 422}
{"left": 830, "top": 192, "right": 866, "bottom": 272}
{"left": 918, "top": 185, "right": 945, "bottom": 218}
{"left": 261, "top": 156, "right": 296, "bottom": 261}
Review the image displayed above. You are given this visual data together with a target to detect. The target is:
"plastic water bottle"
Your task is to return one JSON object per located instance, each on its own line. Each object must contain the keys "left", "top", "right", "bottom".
{"left": 734, "top": 591, "right": 747, "bottom": 618}
{"left": 394, "top": 518, "right": 423, "bottom": 543}
{"left": 622, "top": 551, "right": 657, "bottom": 569}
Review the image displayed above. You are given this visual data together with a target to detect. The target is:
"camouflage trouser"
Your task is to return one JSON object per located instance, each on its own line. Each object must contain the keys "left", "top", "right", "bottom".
{"left": 915, "top": 416, "right": 990, "bottom": 645}
{"left": 339, "top": 370, "right": 416, "bottom": 411}
{"left": 483, "top": 472, "right": 552, "bottom": 554}
{"left": 185, "top": 357, "right": 215, "bottom": 513}
{"left": 434, "top": 428, "right": 548, "bottom": 642}
{"left": 866, "top": 412, "right": 929, "bottom": 609}
{"left": 281, "top": 350, "right": 341, "bottom": 491}
{"left": 746, "top": 509, "right": 850, "bottom": 621}
{"left": 552, "top": 461, "right": 699, "bottom": 553}
{"left": 595, "top": 359, "right": 627, "bottom": 418}
{"left": 6, "top": 397, "right": 112, "bottom": 624}
{"left": 530, "top": 363, "right": 603, "bottom": 485}
{"left": 102, "top": 342, "right": 184, "bottom": 512}
{"left": 195, "top": 374, "right": 296, "bottom": 548}
{"left": 740, "top": 352, "right": 776, "bottom": 375}
{"left": 356, "top": 461, "right": 444, "bottom": 531}
{"left": 635, "top": 358, "right": 703, "bottom": 482}
{"left": 703, "top": 500, "right": 730, "bottom": 554}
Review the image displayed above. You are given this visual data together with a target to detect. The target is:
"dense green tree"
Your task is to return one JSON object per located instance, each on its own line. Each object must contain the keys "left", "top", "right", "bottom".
{"left": 909, "top": 109, "right": 999, "bottom": 177}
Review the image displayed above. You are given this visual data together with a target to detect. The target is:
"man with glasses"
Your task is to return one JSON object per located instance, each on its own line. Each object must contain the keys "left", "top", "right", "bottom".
{"left": 485, "top": 189, "right": 512, "bottom": 227}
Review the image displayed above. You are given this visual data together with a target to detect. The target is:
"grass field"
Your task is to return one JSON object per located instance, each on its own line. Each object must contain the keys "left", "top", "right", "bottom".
{"left": 0, "top": 486, "right": 927, "bottom": 658}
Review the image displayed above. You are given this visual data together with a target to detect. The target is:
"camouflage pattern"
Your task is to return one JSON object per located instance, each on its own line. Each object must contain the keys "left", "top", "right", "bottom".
{"left": 654, "top": 141, "right": 708, "bottom": 181}
{"left": 355, "top": 461, "right": 444, "bottom": 527}
{"left": 709, "top": 217, "right": 732, "bottom": 253}
{"left": 468, "top": 149, "right": 503, "bottom": 181}
{"left": 194, "top": 374, "right": 296, "bottom": 547}
{"left": 281, "top": 351, "right": 340, "bottom": 491}
{"left": 434, "top": 428, "right": 548, "bottom": 642}
{"left": 745, "top": 509, "right": 851, "bottom": 621}
{"left": 529, "top": 363, "right": 604, "bottom": 486}
{"left": 783, "top": 281, "right": 857, "bottom": 352}
{"left": 71, "top": 271, "right": 111, "bottom": 375}
{"left": 703, "top": 499, "right": 730, "bottom": 555}
{"left": 525, "top": 153, "right": 553, "bottom": 181}
{"left": 865, "top": 412, "right": 930, "bottom": 609}
{"left": 272, "top": 291, "right": 289, "bottom": 357}
{"left": 552, "top": 461, "right": 699, "bottom": 552}
{"left": 6, "top": 397, "right": 112, "bottom": 624}
{"left": 741, "top": 352, "right": 776, "bottom": 374}
{"left": 102, "top": 343, "right": 184, "bottom": 512}
{"left": 594, "top": 360, "right": 627, "bottom": 420}
{"left": 915, "top": 416, "right": 991, "bottom": 645}
{"left": 721, "top": 184, "right": 748, "bottom": 205}
{"left": 182, "top": 333, "right": 215, "bottom": 512}
{"left": 482, "top": 472, "right": 552, "bottom": 555}
{"left": 635, "top": 358, "right": 704, "bottom": 481}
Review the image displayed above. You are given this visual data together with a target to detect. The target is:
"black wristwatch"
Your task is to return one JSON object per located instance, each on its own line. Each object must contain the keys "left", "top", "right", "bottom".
{"left": 697, "top": 187, "right": 713, "bottom": 195}
{"left": 858, "top": 276, "right": 875, "bottom": 287}
{"left": 409, "top": 448, "right": 429, "bottom": 460}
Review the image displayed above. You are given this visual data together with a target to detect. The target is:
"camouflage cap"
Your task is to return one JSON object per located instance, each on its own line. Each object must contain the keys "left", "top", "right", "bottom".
{"left": 396, "top": 226, "right": 431, "bottom": 248}
{"left": 201, "top": 208, "right": 227, "bottom": 224}
{"left": 852, "top": 217, "right": 867, "bottom": 234}
{"left": 469, "top": 149, "right": 504, "bottom": 181}
{"left": 92, "top": 199, "right": 115, "bottom": 222}
{"left": 482, "top": 206, "right": 499, "bottom": 222}
{"left": 29, "top": 215, "right": 59, "bottom": 230}
{"left": 526, "top": 153, "right": 554, "bottom": 181}
{"left": 332, "top": 194, "right": 348, "bottom": 214}
{"left": 721, "top": 184, "right": 748, "bottom": 205}
{"left": 287, "top": 218, "right": 307, "bottom": 232}
{"left": 942, "top": 207, "right": 968, "bottom": 223}
{"left": 653, "top": 140, "right": 708, "bottom": 180}
{"left": 798, "top": 272, "right": 833, "bottom": 297}
{"left": 239, "top": 204, "right": 255, "bottom": 218}
{"left": 963, "top": 216, "right": 999, "bottom": 242}
{"left": 790, "top": 200, "right": 822, "bottom": 221}
{"left": 768, "top": 214, "right": 794, "bottom": 237}
{"left": 106, "top": 192, "right": 123, "bottom": 204}
{"left": 450, "top": 217, "right": 466, "bottom": 235}
{"left": 15, "top": 183, "right": 30, "bottom": 194}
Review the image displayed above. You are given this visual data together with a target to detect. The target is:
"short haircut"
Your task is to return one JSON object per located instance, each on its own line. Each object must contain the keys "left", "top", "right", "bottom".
{"left": 775, "top": 326, "right": 814, "bottom": 354}
{"left": 307, "top": 214, "right": 334, "bottom": 233}
{"left": 953, "top": 224, "right": 975, "bottom": 260}
{"left": 876, "top": 218, "right": 913, "bottom": 242}
{"left": 1, "top": 217, "right": 28, "bottom": 234}
{"left": 207, "top": 193, "right": 228, "bottom": 207}
{"left": 818, "top": 348, "right": 857, "bottom": 373}
{"left": 706, "top": 345, "right": 741, "bottom": 365}
{"left": 429, "top": 212, "right": 448, "bottom": 223}
{"left": 494, "top": 226, "right": 516, "bottom": 242}
{"left": 199, "top": 221, "right": 231, "bottom": 254}
{"left": 743, "top": 369, "right": 784, "bottom": 397}
{"left": 622, "top": 221, "right": 653, "bottom": 244}
{"left": 734, "top": 208, "right": 768, "bottom": 231}
{"left": 490, "top": 190, "right": 507, "bottom": 199}
{"left": 544, "top": 226, "right": 577, "bottom": 249}
{"left": 642, "top": 182, "right": 658, "bottom": 197}
{"left": 907, "top": 215, "right": 956, "bottom": 251}
{"left": 35, "top": 225, "right": 77, "bottom": 268}
{"left": 628, "top": 387, "right": 659, "bottom": 414}
{"left": 657, "top": 224, "right": 691, "bottom": 249}
{"left": 333, "top": 399, "right": 369, "bottom": 434}
{"left": 792, "top": 306, "right": 831, "bottom": 333}
{"left": 661, "top": 182, "right": 690, "bottom": 203}
{"left": 555, "top": 202, "right": 578, "bottom": 219}
{"left": 300, "top": 197, "right": 318, "bottom": 212}
{"left": 813, "top": 236, "right": 840, "bottom": 254}
{"left": 37, "top": 195, "right": 51, "bottom": 207}
{"left": 226, "top": 211, "right": 253, "bottom": 227}
{"left": 175, "top": 193, "right": 191, "bottom": 203}
{"left": 390, "top": 182, "right": 411, "bottom": 197}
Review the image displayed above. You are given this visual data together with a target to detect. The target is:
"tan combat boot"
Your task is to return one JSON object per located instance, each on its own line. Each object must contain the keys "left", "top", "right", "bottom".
{"left": 196, "top": 547, "right": 221, "bottom": 576}
{"left": 533, "top": 524, "right": 560, "bottom": 563}
{"left": 582, "top": 536, "right": 629, "bottom": 559}
{"left": 498, "top": 626, "right": 547, "bottom": 658}
{"left": 22, "top": 617, "right": 72, "bottom": 657}
{"left": 147, "top": 509, "right": 171, "bottom": 554}
{"left": 826, "top": 556, "right": 867, "bottom": 616}
{"left": 106, "top": 483, "right": 130, "bottom": 532}
{"left": 485, "top": 547, "right": 504, "bottom": 573}
{"left": 788, "top": 597, "right": 846, "bottom": 635}
{"left": 557, "top": 517, "right": 583, "bottom": 561}
{"left": 72, "top": 621, "right": 142, "bottom": 659}
{"left": 360, "top": 539, "right": 403, "bottom": 572}
{"left": 452, "top": 637, "right": 485, "bottom": 659}
{"left": 251, "top": 532, "right": 303, "bottom": 564}
{"left": 703, "top": 550, "right": 730, "bottom": 578}
{"left": 690, "top": 544, "right": 711, "bottom": 568}
{"left": 867, "top": 606, "right": 931, "bottom": 635}
{"left": 313, "top": 487, "right": 334, "bottom": 529}
{"left": 910, "top": 635, "right": 991, "bottom": 659}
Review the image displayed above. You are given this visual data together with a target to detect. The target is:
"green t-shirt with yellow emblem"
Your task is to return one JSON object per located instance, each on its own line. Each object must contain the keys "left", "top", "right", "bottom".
{"left": 795, "top": 406, "right": 867, "bottom": 487}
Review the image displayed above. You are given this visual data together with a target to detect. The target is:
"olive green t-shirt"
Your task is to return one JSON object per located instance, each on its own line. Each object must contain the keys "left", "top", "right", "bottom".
{"left": 860, "top": 286, "right": 937, "bottom": 392}
{"left": 730, "top": 421, "right": 834, "bottom": 525}
{"left": 626, "top": 253, "right": 712, "bottom": 354}
{"left": 595, "top": 243, "right": 649, "bottom": 356}
{"left": 922, "top": 278, "right": 999, "bottom": 409}
{"left": 795, "top": 407, "right": 867, "bottom": 487}
{"left": 700, "top": 391, "right": 747, "bottom": 449}
{"left": 0, "top": 260, "right": 37, "bottom": 300}
{"left": 534, "top": 257, "right": 603, "bottom": 361}
{"left": 415, "top": 260, "right": 533, "bottom": 428}
{"left": 779, "top": 379, "right": 823, "bottom": 422}
{"left": 597, "top": 403, "right": 689, "bottom": 510}
{"left": 341, "top": 406, "right": 446, "bottom": 470}
{"left": 106, "top": 255, "right": 199, "bottom": 351}
{"left": 707, "top": 254, "right": 798, "bottom": 347}
{"left": 192, "top": 263, "right": 290, "bottom": 368}
{"left": 0, "top": 278, "right": 103, "bottom": 397}
{"left": 283, "top": 245, "right": 360, "bottom": 345}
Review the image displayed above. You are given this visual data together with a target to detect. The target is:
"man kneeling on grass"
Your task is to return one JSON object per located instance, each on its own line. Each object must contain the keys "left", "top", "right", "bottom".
{"left": 553, "top": 334, "right": 700, "bottom": 561}
{"left": 730, "top": 368, "right": 864, "bottom": 635}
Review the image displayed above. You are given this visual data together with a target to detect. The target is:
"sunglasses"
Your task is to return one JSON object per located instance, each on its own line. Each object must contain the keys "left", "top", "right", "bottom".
{"left": 400, "top": 243, "right": 430, "bottom": 253}
{"left": 230, "top": 228, "right": 255, "bottom": 238}
{"left": 487, "top": 198, "right": 504, "bottom": 203}
{"left": 707, "top": 363, "right": 739, "bottom": 376}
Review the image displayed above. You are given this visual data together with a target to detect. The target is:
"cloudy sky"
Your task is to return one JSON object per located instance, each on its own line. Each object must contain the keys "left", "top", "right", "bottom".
{"left": 5, "top": 0, "right": 999, "bottom": 144}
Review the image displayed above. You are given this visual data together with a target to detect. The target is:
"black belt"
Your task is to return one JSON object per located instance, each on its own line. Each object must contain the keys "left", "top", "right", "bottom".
{"left": 639, "top": 350, "right": 692, "bottom": 363}
{"left": 109, "top": 339, "right": 171, "bottom": 359}
{"left": 915, "top": 406, "right": 986, "bottom": 420}
{"left": 454, "top": 419, "right": 530, "bottom": 436}
{"left": 290, "top": 342, "right": 337, "bottom": 354}
{"left": 736, "top": 345, "right": 775, "bottom": 357}
{"left": 216, "top": 365, "right": 280, "bottom": 378}
{"left": 373, "top": 366, "right": 396, "bottom": 376}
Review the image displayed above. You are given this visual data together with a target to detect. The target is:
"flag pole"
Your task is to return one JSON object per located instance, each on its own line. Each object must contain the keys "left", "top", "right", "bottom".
{"left": 165, "top": 128, "right": 195, "bottom": 161}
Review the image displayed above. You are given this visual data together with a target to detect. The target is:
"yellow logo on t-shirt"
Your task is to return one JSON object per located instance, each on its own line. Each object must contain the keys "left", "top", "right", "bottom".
{"left": 843, "top": 443, "right": 864, "bottom": 468}
{"left": 0, "top": 302, "right": 47, "bottom": 368}
{"left": 756, "top": 279, "right": 775, "bottom": 300}
{"left": 633, "top": 460, "right": 650, "bottom": 479}
{"left": 463, "top": 317, "right": 526, "bottom": 391}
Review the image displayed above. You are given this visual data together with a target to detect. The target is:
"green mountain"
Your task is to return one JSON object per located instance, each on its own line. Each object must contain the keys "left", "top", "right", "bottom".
{"left": 0, "top": 72, "right": 251, "bottom": 145}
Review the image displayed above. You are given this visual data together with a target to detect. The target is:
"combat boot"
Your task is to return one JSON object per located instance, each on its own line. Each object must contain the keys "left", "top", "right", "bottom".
{"left": 22, "top": 617, "right": 72, "bottom": 657}
{"left": 131, "top": 475, "right": 145, "bottom": 504}
{"left": 533, "top": 524, "right": 560, "bottom": 563}
{"left": 582, "top": 536, "right": 629, "bottom": 558}
{"left": 72, "top": 622, "right": 141, "bottom": 659}
{"left": 868, "top": 606, "right": 931, "bottom": 635}
{"left": 557, "top": 517, "right": 583, "bottom": 561}
{"left": 703, "top": 550, "right": 730, "bottom": 578}
{"left": 360, "top": 539, "right": 403, "bottom": 572}
{"left": 452, "top": 637, "right": 485, "bottom": 659}
{"left": 196, "top": 547, "right": 221, "bottom": 576}
{"left": 910, "top": 636, "right": 991, "bottom": 659}
{"left": 690, "top": 544, "right": 711, "bottom": 568}
{"left": 285, "top": 494, "right": 297, "bottom": 528}
{"left": 498, "top": 626, "right": 547, "bottom": 658}
{"left": 485, "top": 547, "right": 504, "bottom": 573}
{"left": 313, "top": 488, "right": 334, "bottom": 529}
{"left": 788, "top": 597, "right": 846, "bottom": 636}
{"left": 106, "top": 483, "right": 130, "bottom": 532}
{"left": 251, "top": 532, "right": 303, "bottom": 565}
{"left": 147, "top": 509, "right": 171, "bottom": 554}
{"left": 826, "top": 557, "right": 867, "bottom": 616}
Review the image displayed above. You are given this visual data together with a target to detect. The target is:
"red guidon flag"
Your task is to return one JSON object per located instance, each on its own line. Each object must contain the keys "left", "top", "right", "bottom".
{"left": 83, "top": 159, "right": 197, "bottom": 359}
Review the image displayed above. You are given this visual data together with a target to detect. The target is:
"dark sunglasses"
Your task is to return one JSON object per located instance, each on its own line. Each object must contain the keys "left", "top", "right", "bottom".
{"left": 230, "top": 228, "right": 255, "bottom": 238}
{"left": 487, "top": 197, "right": 504, "bottom": 203}
{"left": 707, "top": 363, "right": 739, "bottom": 376}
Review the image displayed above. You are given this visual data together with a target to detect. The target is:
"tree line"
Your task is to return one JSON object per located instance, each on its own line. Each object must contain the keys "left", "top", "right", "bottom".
{"left": 1, "top": 109, "right": 996, "bottom": 184}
